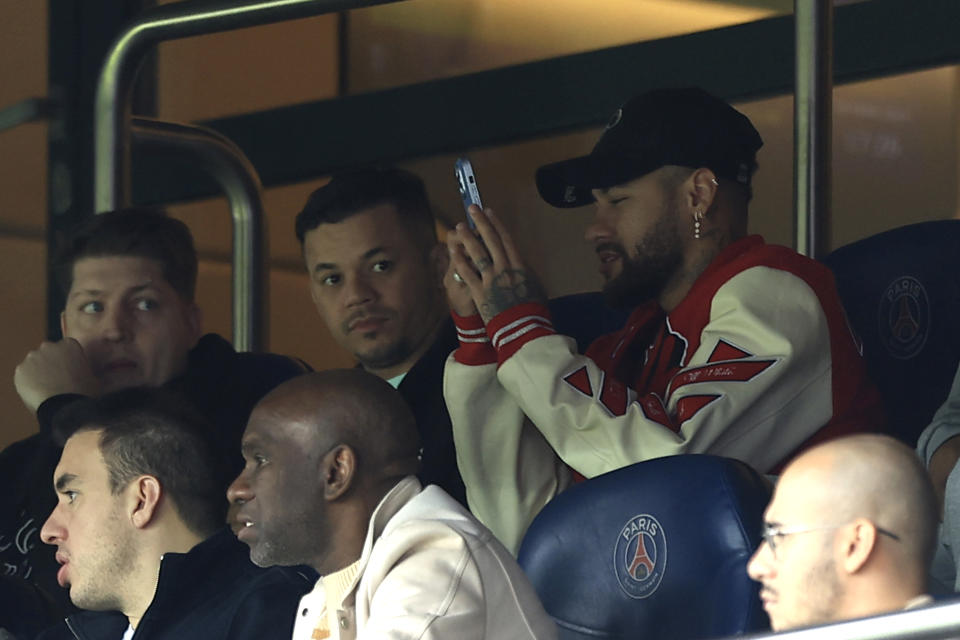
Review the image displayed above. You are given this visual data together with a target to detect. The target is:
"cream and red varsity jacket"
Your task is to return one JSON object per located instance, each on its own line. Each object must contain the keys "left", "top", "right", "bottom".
{"left": 444, "top": 236, "right": 884, "bottom": 552}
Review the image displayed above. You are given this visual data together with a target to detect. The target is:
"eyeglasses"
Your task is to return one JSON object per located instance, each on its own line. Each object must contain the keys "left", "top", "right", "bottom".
{"left": 760, "top": 522, "right": 900, "bottom": 559}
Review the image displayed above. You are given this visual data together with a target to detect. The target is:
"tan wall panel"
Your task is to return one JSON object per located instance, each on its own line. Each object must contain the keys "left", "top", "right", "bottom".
{"left": 736, "top": 94, "right": 795, "bottom": 248}
{"left": 269, "top": 266, "right": 355, "bottom": 371}
{"left": 0, "top": 123, "right": 47, "bottom": 234}
{"left": 0, "top": 1, "right": 47, "bottom": 103}
{"left": 194, "top": 259, "right": 353, "bottom": 370}
{"left": 167, "top": 197, "right": 230, "bottom": 259}
{"left": 263, "top": 179, "right": 332, "bottom": 268}
{"left": 0, "top": 237, "right": 48, "bottom": 451}
{"left": 194, "top": 260, "right": 233, "bottom": 338}
{"left": 831, "top": 66, "right": 959, "bottom": 248}
{"left": 0, "top": 0, "right": 47, "bottom": 449}
{"left": 0, "top": 0, "right": 47, "bottom": 235}
{"left": 348, "top": 0, "right": 782, "bottom": 92}
{"left": 167, "top": 177, "right": 331, "bottom": 270}
{"left": 156, "top": 16, "right": 339, "bottom": 122}
{"left": 738, "top": 66, "right": 960, "bottom": 253}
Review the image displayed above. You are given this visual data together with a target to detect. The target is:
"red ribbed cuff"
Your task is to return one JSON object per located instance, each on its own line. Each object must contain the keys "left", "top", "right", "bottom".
{"left": 451, "top": 311, "right": 497, "bottom": 365}
{"left": 486, "top": 302, "right": 555, "bottom": 366}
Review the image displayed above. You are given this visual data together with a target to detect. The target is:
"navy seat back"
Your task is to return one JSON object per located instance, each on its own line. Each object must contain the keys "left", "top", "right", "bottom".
{"left": 548, "top": 292, "right": 630, "bottom": 352}
{"left": 518, "top": 455, "right": 771, "bottom": 640}
{"left": 822, "top": 220, "right": 960, "bottom": 446}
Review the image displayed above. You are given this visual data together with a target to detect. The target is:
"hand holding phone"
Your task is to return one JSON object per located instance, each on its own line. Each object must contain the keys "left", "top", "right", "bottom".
{"left": 455, "top": 157, "right": 483, "bottom": 228}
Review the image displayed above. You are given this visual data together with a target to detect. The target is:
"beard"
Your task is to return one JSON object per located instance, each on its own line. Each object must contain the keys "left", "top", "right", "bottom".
{"left": 249, "top": 490, "right": 332, "bottom": 570}
{"left": 69, "top": 508, "right": 137, "bottom": 612}
{"left": 251, "top": 515, "right": 327, "bottom": 569}
{"left": 601, "top": 203, "right": 685, "bottom": 311}
{"left": 339, "top": 305, "right": 411, "bottom": 371}
{"left": 776, "top": 551, "right": 842, "bottom": 631}
{"left": 343, "top": 293, "right": 442, "bottom": 372}
{"left": 355, "top": 335, "right": 415, "bottom": 371}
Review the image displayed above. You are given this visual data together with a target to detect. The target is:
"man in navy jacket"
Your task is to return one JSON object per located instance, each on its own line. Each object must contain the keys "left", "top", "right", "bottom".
{"left": 35, "top": 388, "right": 310, "bottom": 639}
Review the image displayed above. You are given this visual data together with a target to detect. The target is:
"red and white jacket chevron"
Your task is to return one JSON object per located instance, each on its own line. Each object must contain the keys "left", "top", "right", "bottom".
{"left": 444, "top": 235, "right": 884, "bottom": 552}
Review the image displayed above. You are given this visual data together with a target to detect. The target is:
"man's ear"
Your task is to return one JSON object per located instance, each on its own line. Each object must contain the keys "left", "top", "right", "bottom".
{"left": 839, "top": 518, "right": 878, "bottom": 574}
{"left": 688, "top": 168, "right": 719, "bottom": 214}
{"left": 321, "top": 444, "right": 357, "bottom": 501}
{"left": 128, "top": 475, "right": 163, "bottom": 529}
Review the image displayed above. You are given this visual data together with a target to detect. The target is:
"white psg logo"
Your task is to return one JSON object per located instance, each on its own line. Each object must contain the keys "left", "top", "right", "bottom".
{"left": 614, "top": 514, "right": 667, "bottom": 599}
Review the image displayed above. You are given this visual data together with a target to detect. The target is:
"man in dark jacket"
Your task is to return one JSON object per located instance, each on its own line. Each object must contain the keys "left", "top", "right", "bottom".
{"left": 2, "top": 209, "right": 306, "bottom": 622}
{"left": 294, "top": 167, "right": 465, "bottom": 506}
{"left": 35, "top": 389, "right": 310, "bottom": 639}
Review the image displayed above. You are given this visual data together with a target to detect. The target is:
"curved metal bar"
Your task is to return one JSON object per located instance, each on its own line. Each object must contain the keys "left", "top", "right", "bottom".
{"left": 794, "top": 0, "right": 833, "bottom": 258}
{"left": 131, "top": 117, "right": 264, "bottom": 352}
{"left": 730, "top": 598, "right": 960, "bottom": 640}
{"left": 94, "top": 0, "right": 405, "bottom": 213}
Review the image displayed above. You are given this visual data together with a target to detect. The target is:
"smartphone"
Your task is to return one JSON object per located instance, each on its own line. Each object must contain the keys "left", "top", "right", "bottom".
{"left": 455, "top": 157, "right": 483, "bottom": 228}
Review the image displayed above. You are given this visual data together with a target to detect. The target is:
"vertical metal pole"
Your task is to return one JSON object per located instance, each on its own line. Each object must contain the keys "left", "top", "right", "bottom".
{"left": 130, "top": 118, "right": 265, "bottom": 352}
{"left": 94, "top": 0, "right": 405, "bottom": 215}
{"left": 794, "top": 0, "right": 833, "bottom": 259}
{"left": 91, "top": 0, "right": 406, "bottom": 352}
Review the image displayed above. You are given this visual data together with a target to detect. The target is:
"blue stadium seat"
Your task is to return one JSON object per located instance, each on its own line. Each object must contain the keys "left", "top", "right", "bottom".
{"left": 518, "top": 454, "right": 771, "bottom": 640}
{"left": 822, "top": 220, "right": 960, "bottom": 446}
{"left": 548, "top": 292, "right": 630, "bottom": 353}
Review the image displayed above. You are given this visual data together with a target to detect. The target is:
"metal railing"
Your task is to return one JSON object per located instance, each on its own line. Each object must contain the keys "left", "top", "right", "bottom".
{"left": 93, "top": 0, "right": 405, "bottom": 350}
{"left": 131, "top": 117, "right": 264, "bottom": 352}
{"left": 727, "top": 599, "right": 960, "bottom": 640}
{"left": 91, "top": 0, "right": 841, "bottom": 343}
{"left": 94, "top": 0, "right": 405, "bottom": 212}
{"left": 794, "top": 0, "right": 833, "bottom": 260}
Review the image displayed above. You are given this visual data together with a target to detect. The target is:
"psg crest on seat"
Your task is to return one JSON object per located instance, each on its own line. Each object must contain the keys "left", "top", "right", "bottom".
{"left": 614, "top": 513, "right": 667, "bottom": 599}
{"left": 878, "top": 275, "right": 929, "bottom": 360}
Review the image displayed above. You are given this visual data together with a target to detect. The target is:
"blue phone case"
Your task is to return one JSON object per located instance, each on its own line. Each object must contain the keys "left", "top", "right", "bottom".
{"left": 455, "top": 158, "right": 483, "bottom": 228}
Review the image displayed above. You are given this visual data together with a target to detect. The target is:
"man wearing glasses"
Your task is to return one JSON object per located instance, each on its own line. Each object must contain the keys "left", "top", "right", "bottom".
{"left": 747, "top": 434, "right": 937, "bottom": 631}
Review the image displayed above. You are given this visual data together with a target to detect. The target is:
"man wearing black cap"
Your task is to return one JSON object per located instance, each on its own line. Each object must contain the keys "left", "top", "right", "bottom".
{"left": 443, "top": 87, "right": 884, "bottom": 552}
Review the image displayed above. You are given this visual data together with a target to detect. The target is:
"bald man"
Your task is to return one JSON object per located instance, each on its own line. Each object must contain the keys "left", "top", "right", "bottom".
{"left": 227, "top": 370, "right": 556, "bottom": 640}
{"left": 747, "top": 434, "right": 937, "bottom": 631}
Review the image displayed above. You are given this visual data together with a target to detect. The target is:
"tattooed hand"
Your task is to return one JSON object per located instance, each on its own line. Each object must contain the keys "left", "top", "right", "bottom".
{"left": 446, "top": 206, "right": 547, "bottom": 324}
{"left": 442, "top": 244, "right": 479, "bottom": 318}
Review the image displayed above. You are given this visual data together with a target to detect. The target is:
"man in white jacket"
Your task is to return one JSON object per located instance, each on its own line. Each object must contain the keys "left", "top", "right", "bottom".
{"left": 227, "top": 370, "right": 556, "bottom": 640}
{"left": 443, "top": 86, "right": 882, "bottom": 553}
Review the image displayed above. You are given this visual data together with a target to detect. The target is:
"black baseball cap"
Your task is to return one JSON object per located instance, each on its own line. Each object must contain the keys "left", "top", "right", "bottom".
{"left": 535, "top": 87, "right": 763, "bottom": 208}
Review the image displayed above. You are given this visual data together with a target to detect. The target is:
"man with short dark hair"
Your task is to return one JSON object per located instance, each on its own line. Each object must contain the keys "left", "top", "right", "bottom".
{"left": 35, "top": 388, "right": 310, "bottom": 639}
{"left": 443, "top": 87, "right": 884, "bottom": 551}
{"left": 2, "top": 209, "right": 306, "bottom": 616}
{"left": 294, "top": 167, "right": 466, "bottom": 505}
{"left": 747, "top": 434, "right": 936, "bottom": 631}
{"left": 227, "top": 370, "right": 555, "bottom": 640}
